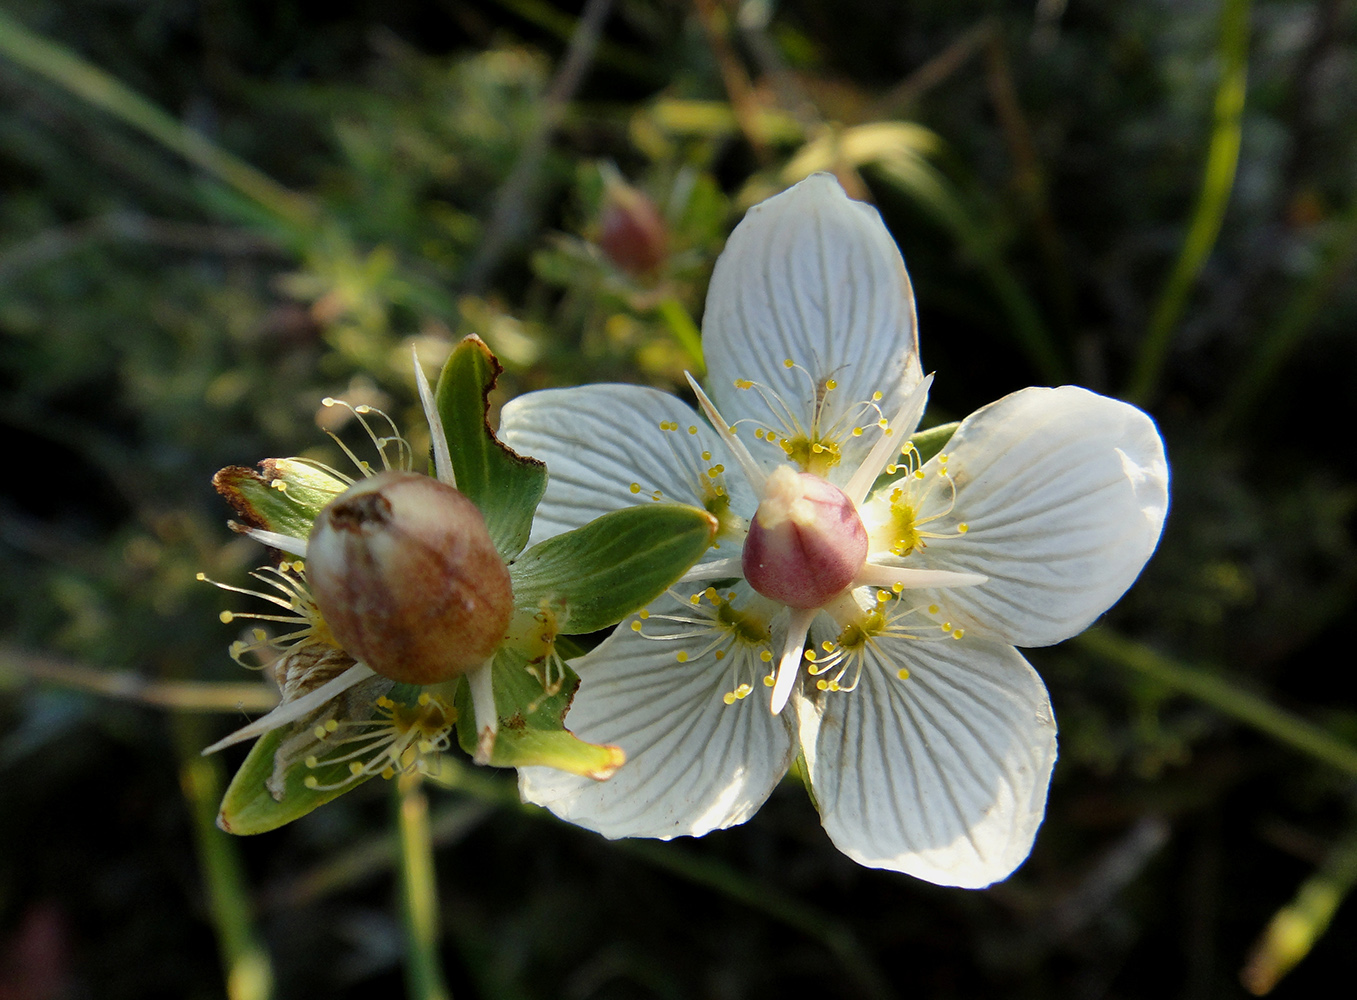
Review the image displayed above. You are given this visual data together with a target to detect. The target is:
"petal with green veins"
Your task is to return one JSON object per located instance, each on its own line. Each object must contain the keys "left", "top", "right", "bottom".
{"left": 797, "top": 633, "right": 1056, "bottom": 888}
{"left": 702, "top": 172, "right": 924, "bottom": 475}
{"left": 519, "top": 605, "right": 796, "bottom": 839}
{"left": 891, "top": 386, "right": 1169, "bottom": 647}
{"left": 500, "top": 383, "right": 757, "bottom": 549}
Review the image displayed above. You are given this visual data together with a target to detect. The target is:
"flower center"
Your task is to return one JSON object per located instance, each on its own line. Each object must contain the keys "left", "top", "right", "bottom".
{"left": 741, "top": 465, "right": 868, "bottom": 609}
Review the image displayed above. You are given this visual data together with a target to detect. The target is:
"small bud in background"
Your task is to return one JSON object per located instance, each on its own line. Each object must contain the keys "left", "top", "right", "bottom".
{"left": 306, "top": 471, "right": 512, "bottom": 685}
{"left": 741, "top": 465, "right": 868, "bottom": 609}
{"left": 598, "top": 171, "right": 669, "bottom": 276}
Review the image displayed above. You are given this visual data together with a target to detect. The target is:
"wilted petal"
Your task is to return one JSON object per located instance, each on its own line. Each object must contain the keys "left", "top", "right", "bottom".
{"left": 499, "top": 384, "right": 757, "bottom": 548}
{"left": 519, "top": 595, "right": 795, "bottom": 839}
{"left": 702, "top": 173, "right": 924, "bottom": 475}
{"left": 902, "top": 386, "right": 1168, "bottom": 646}
{"left": 798, "top": 634, "right": 1056, "bottom": 888}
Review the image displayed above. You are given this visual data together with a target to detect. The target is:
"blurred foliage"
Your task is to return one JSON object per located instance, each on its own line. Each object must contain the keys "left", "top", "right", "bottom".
{"left": 3, "top": 0, "right": 1357, "bottom": 998}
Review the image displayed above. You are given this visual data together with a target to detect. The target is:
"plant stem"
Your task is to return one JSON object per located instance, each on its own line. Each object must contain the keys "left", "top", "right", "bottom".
{"left": 395, "top": 774, "right": 451, "bottom": 1000}
{"left": 1128, "top": 0, "right": 1251, "bottom": 404}
{"left": 1076, "top": 628, "right": 1357, "bottom": 778}
{"left": 176, "top": 721, "right": 275, "bottom": 1000}
{"left": 656, "top": 296, "right": 706, "bottom": 375}
{"left": 0, "top": 9, "right": 312, "bottom": 229}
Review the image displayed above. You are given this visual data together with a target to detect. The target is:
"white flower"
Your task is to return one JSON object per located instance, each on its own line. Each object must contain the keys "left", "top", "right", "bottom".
{"left": 500, "top": 174, "right": 1169, "bottom": 888}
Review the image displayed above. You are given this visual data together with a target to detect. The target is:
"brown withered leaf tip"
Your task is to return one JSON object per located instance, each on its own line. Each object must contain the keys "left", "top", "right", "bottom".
{"left": 211, "top": 460, "right": 293, "bottom": 530}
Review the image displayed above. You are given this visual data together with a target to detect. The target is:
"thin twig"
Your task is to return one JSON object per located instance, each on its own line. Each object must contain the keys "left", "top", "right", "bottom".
{"left": 1, "top": 645, "right": 280, "bottom": 713}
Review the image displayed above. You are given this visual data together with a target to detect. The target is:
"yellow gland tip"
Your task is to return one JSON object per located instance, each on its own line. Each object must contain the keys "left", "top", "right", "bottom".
{"left": 958, "top": 523, "right": 969, "bottom": 533}
{"left": 759, "top": 650, "right": 773, "bottom": 662}
{"left": 897, "top": 668, "right": 910, "bottom": 680}
{"left": 630, "top": 483, "right": 641, "bottom": 494}
{"left": 763, "top": 674, "right": 775, "bottom": 686}
{"left": 630, "top": 621, "right": 642, "bottom": 632}
{"left": 723, "top": 692, "right": 736, "bottom": 705}
{"left": 676, "top": 651, "right": 689, "bottom": 662}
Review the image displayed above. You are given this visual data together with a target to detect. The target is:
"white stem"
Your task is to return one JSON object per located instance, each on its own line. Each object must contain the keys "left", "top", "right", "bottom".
{"left": 413, "top": 345, "right": 456, "bottom": 488}
{"left": 467, "top": 659, "right": 498, "bottom": 765}
{"left": 241, "top": 527, "right": 308, "bottom": 558}
{"left": 685, "top": 372, "right": 767, "bottom": 496}
{"left": 843, "top": 373, "right": 934, "bottom": 506}
{"left": 201, "top": 662, "right": 377, "bottom": 754}
{"left": 770, "top": 607, "right": 817, "bottom": 716}
{"left": 854, "top": 562, "right": 987, "bottom": 590}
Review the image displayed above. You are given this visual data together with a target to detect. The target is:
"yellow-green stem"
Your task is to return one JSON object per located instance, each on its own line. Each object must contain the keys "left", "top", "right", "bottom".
{"left": 0, "top": 9, "right": 313, "bottom": 229}
{"left": 395, "top": 774, "right": 451, "bottom": 1000}
{"left": 657, "top": 297, "right": 706, "bottom": 375}
{"left": 176, "top": 721, "right": 275, "bottom": 1000}
{"left": 1076, "top": 628, "right": 1357, "bottom": 777}
{"left": 1128, "top": 0, "right": 1251, "bottom": 404}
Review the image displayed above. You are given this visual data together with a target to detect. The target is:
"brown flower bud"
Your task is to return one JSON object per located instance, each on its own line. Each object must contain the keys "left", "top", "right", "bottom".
{"left": 306, "top": 471, "right": 512, "bottom": 685}
{"left": 598, "top": 176, "right": 669, "bottom": 276}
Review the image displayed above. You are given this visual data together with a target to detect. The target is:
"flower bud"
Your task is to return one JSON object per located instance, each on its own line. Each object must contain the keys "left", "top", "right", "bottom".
{"left": 598, "top": 175, "right": 669, "bottom": 276}
{"left": 742, "top": 465, "right": 868, "bottom": 609}
{"left": 306, "top": 471, "right": 513, "bottom": 685}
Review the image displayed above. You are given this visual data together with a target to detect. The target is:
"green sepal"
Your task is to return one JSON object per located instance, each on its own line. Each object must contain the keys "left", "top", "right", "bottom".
{"left": 909, "top": 421, "right": 960, "bottom": 465}
{"left": 216, "top": 725, "right": 367, "bottom": 835}
{"left": 434, "top": 335, "right": 547, "bottom": 561}
{"left": 212, "top": 458, "right": 348, "bottom": 540}
{"left": 453, "top": 647, "right": 624, "bottom": 779}
{"left": 509, "top": 504, "right": 718, "bottom": 634}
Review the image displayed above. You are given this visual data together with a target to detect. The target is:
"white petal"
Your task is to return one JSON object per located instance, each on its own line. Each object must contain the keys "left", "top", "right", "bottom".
{"left": 797, "top": 635, "right": 1056, "bottom": 888}
{"left": 702, "top": 173, "right": 925, "bottom": 476}
{"left": 899, "top": 386, "right": 1169, "bottom": 647}
{"left": 518, "top": 595, "right": 795, "bottom": 839}
{"left": 499, "top": 384, "right": 758, "bottom": 548}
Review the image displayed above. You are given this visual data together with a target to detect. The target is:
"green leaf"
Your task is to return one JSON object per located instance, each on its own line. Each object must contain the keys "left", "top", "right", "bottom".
{"left": 509, "top": 504, "right": 718, "bottom": 634}
{"left": 212, "top": 458, "right": 348, "bottom": 540}
{"left": 434, "top": 335, "right": 548, "bottom": 560}
{"left": 216, "top": 725, "right": 364, "bottom": 835}
{"left": 453, "top": 646, "right": 624, "bottom": 779}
